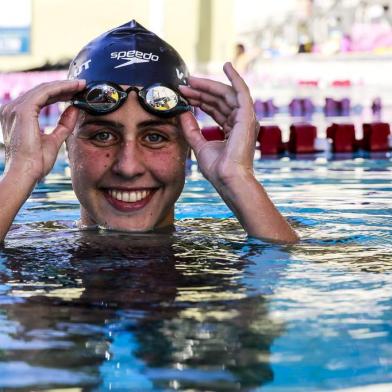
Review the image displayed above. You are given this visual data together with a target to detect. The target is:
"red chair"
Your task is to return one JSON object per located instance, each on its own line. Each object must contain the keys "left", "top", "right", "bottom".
{"left": 362, "top": 123, "right": 391, "bottom": 151}
{"left": 326, "top": 123, "right": 356, "bottom": 152}
{"left": 258, "top": 125, "right": 285, "bottom": 155}
{"left": 201, "top": 126, "right": 225, "bottom": 141}
{"left": 288, "top": 123, "right": 317, "bottom": 153}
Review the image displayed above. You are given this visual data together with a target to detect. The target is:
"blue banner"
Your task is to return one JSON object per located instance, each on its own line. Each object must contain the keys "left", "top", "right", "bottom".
{"left": 0, "top": 27, "right": 30, "bottom": 55}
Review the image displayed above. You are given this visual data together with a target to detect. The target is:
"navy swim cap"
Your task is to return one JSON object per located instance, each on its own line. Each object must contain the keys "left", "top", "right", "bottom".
{"left": 68, "top": 20, "right": 189, "bottom": 87}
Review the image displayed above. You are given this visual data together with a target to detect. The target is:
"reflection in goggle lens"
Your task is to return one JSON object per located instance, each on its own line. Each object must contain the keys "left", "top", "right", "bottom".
{"left": 145, "top": 86, "right": 178, "bottom": 111}
{"left": 86, "top": 85, "right": 121, "bottom": 111}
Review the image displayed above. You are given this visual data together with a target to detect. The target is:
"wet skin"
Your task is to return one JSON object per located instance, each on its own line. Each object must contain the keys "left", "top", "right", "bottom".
{"left": 66, "top": 90, "right": 189, "bottom": 232}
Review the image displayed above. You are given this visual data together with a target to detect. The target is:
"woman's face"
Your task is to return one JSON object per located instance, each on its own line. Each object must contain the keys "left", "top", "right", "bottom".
{"left": 66, "top": 89, "right": 189, "bottom": 232}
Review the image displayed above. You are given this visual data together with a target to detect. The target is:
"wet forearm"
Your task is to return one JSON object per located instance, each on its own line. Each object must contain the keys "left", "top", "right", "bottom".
{"left": 214, "top": 172, "right": 299, "bottom": 244}
{"left": 0, "top": 169, "right": 36, "bottom": 242}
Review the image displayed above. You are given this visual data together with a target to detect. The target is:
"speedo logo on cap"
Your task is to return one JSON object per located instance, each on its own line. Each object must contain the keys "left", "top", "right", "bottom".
{"left": 111, "top": 50, "right": 159, "bottom": 68}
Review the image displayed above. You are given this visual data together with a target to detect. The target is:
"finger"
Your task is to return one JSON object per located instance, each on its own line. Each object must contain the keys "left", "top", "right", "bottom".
{"left": 186, "top": 97, "right": 229, "bottom": 127}
{"left": 222, "top": 123, "right": 231, "bottom": 136}
{"left": 180, "top": 85, "right": 233, "bottom": 116}
{"left": 188, "top": 97, "right": 229, "bottom": 127}
{"left": 222, "top": 108, "right": 238, "bottom": 134}
{"left": 46, "top": 91, "right": 82, "bottom": 105}
{"left": 223, "top": 62, "right": 253, "bottom": 109}
{"left": 0, "top": 103, "right": 6, "bottom": 117}
{"left": 198, "top": 102, "right": 228, "bottom": 127}
{"left": 187, "top": 76, "right": 238, "bottom": 108}
{"left": 227, "top": 108, "right": 238, "bottom": 127}
{"left": 47, "top": 106, "right": 80, "bottom": 151}
{"left": 223, "top": 62, "right": 256, "bottom": 135}
{"left": 23, "top": 80, "right": 86, "bottom": 112}
{"left": 178, "top": 111, "right": 206, "bottom": 154}
{"left": 217, "top": 63, "right": 258, "bottom": 160}
{"left": 186, "top": 98, "right": 203, "bottom": 107}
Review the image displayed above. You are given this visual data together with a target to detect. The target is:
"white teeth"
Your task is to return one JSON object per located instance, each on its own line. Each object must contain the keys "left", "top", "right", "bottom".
{"left": 108, "top": 189, "right": 150, "bottom": 203}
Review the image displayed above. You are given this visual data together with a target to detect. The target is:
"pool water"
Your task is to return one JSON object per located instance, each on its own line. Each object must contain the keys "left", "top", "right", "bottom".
{"left": 0, "top": 153, "right": 391, "bottom": 391}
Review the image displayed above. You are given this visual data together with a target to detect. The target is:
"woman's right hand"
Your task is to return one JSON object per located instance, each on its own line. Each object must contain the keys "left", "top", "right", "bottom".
{"left": 0, "top": 79, "right": 86, "bottom": 181}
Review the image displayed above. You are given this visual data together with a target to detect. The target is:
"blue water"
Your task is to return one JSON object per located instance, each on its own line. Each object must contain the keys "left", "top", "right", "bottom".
{"left": 0, "top": 153, "right": 391, "bottom": 391}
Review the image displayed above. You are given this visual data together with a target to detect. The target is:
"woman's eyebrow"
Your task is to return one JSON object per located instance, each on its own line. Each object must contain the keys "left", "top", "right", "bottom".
{"left": 138, "top": 119, "right": 178, "bottom": 129}
{"left": 79, "top": 119, "right": 124, "bottom": 129}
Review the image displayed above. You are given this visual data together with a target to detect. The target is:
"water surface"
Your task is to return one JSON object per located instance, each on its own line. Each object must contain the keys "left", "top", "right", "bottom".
{"left": 0, "top": 155, "right": 391, "bottom": 391}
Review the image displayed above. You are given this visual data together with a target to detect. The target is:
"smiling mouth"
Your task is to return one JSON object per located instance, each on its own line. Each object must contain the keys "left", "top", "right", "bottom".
{"left": 108, "top": 189, "right": 151, "bottom": 202}
{"left": 103, "top": 188, "right": 157, "bottom": 212}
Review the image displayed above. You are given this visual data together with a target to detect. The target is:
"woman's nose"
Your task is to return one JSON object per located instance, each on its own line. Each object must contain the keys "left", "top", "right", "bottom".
{"left": 111, "top": 141, "right": 146, "bottom": 179}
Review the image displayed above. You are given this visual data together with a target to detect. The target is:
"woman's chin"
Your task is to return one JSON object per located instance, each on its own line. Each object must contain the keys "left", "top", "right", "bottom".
{"left": 79, "top": 201, "right": 175, "bottom": 233}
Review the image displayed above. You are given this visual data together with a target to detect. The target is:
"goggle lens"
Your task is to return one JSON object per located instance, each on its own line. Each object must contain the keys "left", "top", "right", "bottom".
{"left": 145, "top": 86, "right": 178, "bottom": 111}
{"left": 85, "top": 84, "right": 122, "bottom": 111}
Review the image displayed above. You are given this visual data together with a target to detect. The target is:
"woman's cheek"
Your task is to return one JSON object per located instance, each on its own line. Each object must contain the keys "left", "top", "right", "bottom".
{"left": 150, "top": 150, "right": 186, "bottom": 181}
{"left": 74, "top": 148, "right": 113, "bottom": 180}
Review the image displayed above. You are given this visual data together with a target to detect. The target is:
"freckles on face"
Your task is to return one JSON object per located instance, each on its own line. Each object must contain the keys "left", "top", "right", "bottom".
{"left": 66, "top": 97, "right": 189, "bottom": 231}
{"left": 66, "top": 131, "right": 114, "bottom": 199}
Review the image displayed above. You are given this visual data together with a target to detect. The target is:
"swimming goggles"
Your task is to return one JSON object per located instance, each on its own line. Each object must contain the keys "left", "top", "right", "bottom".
{"left": 72, "top": 82, "right": 191, "bottom": 117}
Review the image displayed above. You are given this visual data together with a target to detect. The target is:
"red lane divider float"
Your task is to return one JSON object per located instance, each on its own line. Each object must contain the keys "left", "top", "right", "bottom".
{"left": 201, "top": 122, "right": 391, "bottom": 155}
{"left": 326, "top": 123, "right": 356, "bottom": 153}
{"left": 258, "top": 125, "right": 285, "bottom": 155}
{"left": 362, "top": 122, "right": 391, "bottom": 151}
{"left": 288, "top": 123, "right": 318, "bottom": 154}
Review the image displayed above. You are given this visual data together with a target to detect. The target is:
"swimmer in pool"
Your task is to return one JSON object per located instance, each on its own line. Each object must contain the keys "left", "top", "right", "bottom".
{"left": 0, "top": 20, "right": 298, "bottom": 243}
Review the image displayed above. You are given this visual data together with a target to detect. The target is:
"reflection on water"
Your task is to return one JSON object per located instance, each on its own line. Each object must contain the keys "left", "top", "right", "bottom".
{"left": 0, "top": 224, "right": 284, "bottom": 391}
{"left": 0, "top": 156, "right": 391, "bottom": 390}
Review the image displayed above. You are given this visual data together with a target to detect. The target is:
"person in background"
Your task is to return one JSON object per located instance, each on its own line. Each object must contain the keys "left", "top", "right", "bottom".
{"left": 233, "top": 43, "right": 254, "bottom": 74}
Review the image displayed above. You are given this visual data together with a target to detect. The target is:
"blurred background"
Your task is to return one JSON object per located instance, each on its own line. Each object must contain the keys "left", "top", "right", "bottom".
{"left": 1, "top": 0, "right": 392, "bottom": 146}
{"left": 3, "top": 0, "right": 392, "bottom": 70}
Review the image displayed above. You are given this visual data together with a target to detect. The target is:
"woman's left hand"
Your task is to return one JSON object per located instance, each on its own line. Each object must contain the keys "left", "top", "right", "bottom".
{"left": 179, "top": 63, "right": 299, "bottom": 243}
{"left": 179, "top": 62, "right": 259, "bottom": 187}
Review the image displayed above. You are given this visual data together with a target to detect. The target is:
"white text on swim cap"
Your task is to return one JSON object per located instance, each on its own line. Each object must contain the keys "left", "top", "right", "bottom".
{"left": 73, "top": 59, "right": 92, "bottom": 78}
{"left": 111, "top": 50, "right": 159, "bottom": 68}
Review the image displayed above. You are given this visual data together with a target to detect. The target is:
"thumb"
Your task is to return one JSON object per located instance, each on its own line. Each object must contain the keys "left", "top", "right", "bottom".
{"left": 50, "top": 105, "right": 80, "bottom": 150}
{"left": 179, "top": 111, "right": 206, "bottom": 154}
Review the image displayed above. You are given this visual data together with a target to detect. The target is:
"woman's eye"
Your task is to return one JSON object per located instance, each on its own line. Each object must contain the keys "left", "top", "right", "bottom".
{"left": 91, "top": 131, "right": 117, "bottom": 145}
{"left": 144, "top": 133, "right": 166, "bottom": 144}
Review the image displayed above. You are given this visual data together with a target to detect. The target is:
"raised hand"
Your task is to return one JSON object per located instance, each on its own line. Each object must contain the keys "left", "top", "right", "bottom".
{"left": 179, "top": 62, "right": 258, "bottom": 185}
{"left": 179, "top": 63, "right": 298, "bottom": 243}
{"left": 0, "top": 79, "right": 85, "bottom": 181}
